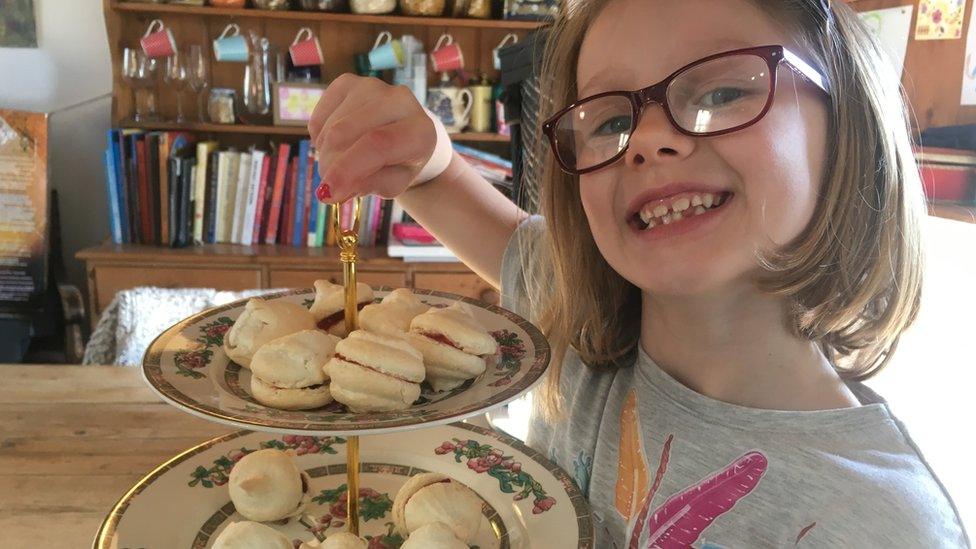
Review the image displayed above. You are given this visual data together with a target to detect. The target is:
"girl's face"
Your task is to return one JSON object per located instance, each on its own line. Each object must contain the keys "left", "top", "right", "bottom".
{"left": 576, "top": 0, "right": 830, "bottom": 297}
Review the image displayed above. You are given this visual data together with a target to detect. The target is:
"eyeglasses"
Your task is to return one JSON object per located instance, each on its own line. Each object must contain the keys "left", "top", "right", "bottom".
{"left": 542, "top": 44, "right": 830, "bottom": 175}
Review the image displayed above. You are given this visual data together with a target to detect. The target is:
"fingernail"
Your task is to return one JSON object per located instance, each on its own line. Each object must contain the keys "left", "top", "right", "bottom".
{"left": 316, "top": 183, "right": 332, "bottom": 202}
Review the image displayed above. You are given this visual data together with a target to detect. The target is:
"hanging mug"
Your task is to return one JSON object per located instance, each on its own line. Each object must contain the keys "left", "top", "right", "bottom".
{"left": 367, "top": 31, "right": 404, "bottom": 71}
{"left": 430, "top": 34, "right": 464, "bottom": 72}
{"left": 140, "top": 19, "right": 176, "bottom": 58}
{"left": 492, "top": 33, "right": 518, "bottom": 70}
{"left": 213, "top": 23, "right": 248, "bottom": 62}
{"left": 289, "top": 27, "right": 324, "bottom": 67}
{"left": 427, "top": 85, "right": 473, "bottom": 133}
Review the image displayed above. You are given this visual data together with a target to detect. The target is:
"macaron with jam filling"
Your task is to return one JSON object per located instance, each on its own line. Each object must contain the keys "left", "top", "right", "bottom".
{"left": 407, "top": 302, "right": 499, "bottom": 391}
{"left": 359, "top": 288, "right": 430, "bottom": 338}
{"left": 249, "top": 329, "right": 340, "bottom": 410}
{"left": 224, "top": 298, "right": 317, "bottom": 370}
{"left": 392, "top": 472, "right": 483, "bottom": 542}
{"left": 309, "top": 279, "right": 374, "bottom": 337}
{"left": 324, "top": 329, "right": 425, "bottom": 412}
{"left": 401, "top": 522, "right": 468, "bottom": 549}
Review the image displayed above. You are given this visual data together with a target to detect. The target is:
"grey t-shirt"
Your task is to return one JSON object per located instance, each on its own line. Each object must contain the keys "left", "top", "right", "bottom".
{"left": 500, "top": 215, "right": 969, "bottom": 548}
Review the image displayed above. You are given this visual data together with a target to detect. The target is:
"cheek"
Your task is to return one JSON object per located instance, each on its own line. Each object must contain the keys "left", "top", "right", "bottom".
{"left": 734, "top": 97, "right": 828, "bottom": 248}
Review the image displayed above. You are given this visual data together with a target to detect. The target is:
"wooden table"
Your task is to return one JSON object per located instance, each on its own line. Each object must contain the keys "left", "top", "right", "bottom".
{"left": 0, "top": 365, "right": 228, "bottom": 548}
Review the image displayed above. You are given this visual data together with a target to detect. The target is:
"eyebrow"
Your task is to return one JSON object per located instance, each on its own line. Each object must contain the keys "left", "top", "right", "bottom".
{"left": 577, "top": 38, "right": 756, "bottom": 98}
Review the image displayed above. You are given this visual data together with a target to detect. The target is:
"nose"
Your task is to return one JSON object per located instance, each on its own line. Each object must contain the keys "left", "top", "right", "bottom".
{"left": 625, "top": 103, "right": 696, "bottom": 168}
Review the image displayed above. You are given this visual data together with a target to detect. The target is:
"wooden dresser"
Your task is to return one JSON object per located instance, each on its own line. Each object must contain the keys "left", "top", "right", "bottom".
{"left": 76, "top": 243, "right": 499, "bottom": 327}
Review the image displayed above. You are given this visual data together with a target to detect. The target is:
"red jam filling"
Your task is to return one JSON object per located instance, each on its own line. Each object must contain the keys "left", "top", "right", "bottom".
{"left": 420, "top": 330, "right": 463, "bottom": 351}
{"left": 335, "top": 353, "right": 415, "bottom": 383}
{"left": 317, "top": 301, "right": 370, "bottom": 331}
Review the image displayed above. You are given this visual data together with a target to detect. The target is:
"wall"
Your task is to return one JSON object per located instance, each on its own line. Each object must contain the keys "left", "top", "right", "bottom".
{"left": 0, "top": 0, "right": 113, "bottom": 315}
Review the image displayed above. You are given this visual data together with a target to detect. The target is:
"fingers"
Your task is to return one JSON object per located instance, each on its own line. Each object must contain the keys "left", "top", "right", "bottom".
{"left": 322, "top": 116, "right": 435, "bottom": 202}
{"left": 307, "top": 74, "right": 381, "bottom": 141}
{"left": 314, "top": 88, "right": 422, "bottom": 168}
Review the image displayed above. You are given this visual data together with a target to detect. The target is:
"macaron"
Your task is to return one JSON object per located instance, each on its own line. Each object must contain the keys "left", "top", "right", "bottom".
{"left": 407, "top": 302, "right": 499, "bottom": 391}
{"left": 300, "top": 532, "right": 367, "bottom": 549}
{"left": 224, "top": 298, "right": 316, "bottom": 370}
{"left": 211, "top": 521, "right": 292, "bottom": 549}
{"left": 228, "top": 448, "right": 311, "bottom": 522}
{"left": 401, "top": 522, "right": 467, "bottom": 549}
{"left": 325, "top": 329, "right": 425, "bottom": 412}
{"left": 359, "top": 288, "right": 430, "bottom": 338}
{"left": 249, "top": 330, "right": 341, "bottom": 410}
{"left": 309, "top": 279, "right": 375, "bottom": 337}
{"left": 393, "top": 472, "right": 483, "bottom": 542}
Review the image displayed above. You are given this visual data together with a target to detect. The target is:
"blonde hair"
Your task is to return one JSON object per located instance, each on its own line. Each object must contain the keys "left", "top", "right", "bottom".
{"left": 519, "top": 0, "right": 926, "bottom": 420}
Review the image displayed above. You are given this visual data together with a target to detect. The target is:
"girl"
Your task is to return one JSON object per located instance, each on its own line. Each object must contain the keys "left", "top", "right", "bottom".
{"left": 309, "top": 0, "right": 969, "bottom": 546}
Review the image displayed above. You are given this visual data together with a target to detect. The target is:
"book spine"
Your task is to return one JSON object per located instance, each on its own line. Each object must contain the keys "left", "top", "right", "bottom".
{"left": 103, "top": 148, "right": 123, "bottom": 244}
{"left": 252, "top": 153, "right": 271, "bottom": 244}
{"left": 204, "top": 150, "right": 219, "bottom": 244}
{"left": 135, "top": 137, "right": 151, "bottom": 244}
{"left": 282, "top": 155, "right": 299, "bottom": 245}
{"left": 242, "top": 150, "right": 264, "bottom": 246}
{"left": 231, "top": 153, "right": 251, "bottom": 244}
{"left": 221, "top": 152, "right": 240, "bottom": 243}
{"left": 168, "top": 156, "right": 181, "bottom": 247}
{"left": 265, "top": 143, "right": 292, "bottom": 244}
{"left": 193, "top": 141, "right": 215, "bottom": 244}
{"left": 109, "top": 130, "right": 130, "bottom": 243}
{"left": 158, "top": 132, "right": 170, "bottom": 245}
{"left": 293, "top": 139, "right": 310, "bottom": 247}
{"left": 309, "top": 157, "right": 322, "bottom": 246}
{"left": 214, "top": 152, "right": 228, "bottom": 243}
{"left": 147, "top": 133, "right": 161, "bottom": 245}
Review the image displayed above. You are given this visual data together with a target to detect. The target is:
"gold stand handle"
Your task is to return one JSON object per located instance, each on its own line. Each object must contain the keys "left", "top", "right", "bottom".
{"left": 333, "top": 197, "right": 363, "bottom": 536}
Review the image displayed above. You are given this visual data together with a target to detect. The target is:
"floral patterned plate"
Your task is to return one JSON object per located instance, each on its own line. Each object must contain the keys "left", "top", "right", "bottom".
{"left": 94, "top": 423, "right": 593, "bottom": 549}
{"left": 142, "top": 287, "right": 550, "bottom": 436}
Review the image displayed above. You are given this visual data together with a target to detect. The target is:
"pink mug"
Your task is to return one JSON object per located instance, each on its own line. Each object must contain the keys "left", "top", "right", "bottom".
{"left": 140, "top": 19, "right": 176, "bottom": 59}
{"left": 430, "top": 34, "right": 464, "bottom": 73}
{"left": 289, "top": 27, "right": 323, "bottom": 67}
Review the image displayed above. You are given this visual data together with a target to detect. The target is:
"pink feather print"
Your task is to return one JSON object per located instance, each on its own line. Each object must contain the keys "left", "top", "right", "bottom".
{"left": 644, "top": 451, "right": 768, "bottom": 548}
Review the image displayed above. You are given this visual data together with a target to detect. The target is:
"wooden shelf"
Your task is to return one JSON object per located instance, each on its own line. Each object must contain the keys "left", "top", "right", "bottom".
{"left": 111, "top": 1, "right": 545, "bottom": 29}
{"left": 122, "top": 121, "right": 509, "bottom": 142}
{"left": 928, "top": 201, "right": 976, "bottom": 224}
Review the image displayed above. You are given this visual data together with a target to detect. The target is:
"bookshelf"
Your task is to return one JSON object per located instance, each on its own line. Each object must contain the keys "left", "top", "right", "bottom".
{"left": 87, "top": 0, "right": 536, "bottom": 322}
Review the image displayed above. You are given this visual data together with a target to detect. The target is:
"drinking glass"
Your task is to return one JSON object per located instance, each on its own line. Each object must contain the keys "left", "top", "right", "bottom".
{"left": 164, "top": 49, "right": 188, "bottom": 123}
{"left": 186, "top": 45, "right": 211, "bottom": 122}
{"left": 122, "top": 48, "right": 157, "bottom": 122}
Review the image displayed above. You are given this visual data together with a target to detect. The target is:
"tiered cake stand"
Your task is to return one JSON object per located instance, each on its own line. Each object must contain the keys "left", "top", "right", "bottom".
{"left": 93, "top": 198, "right": 593, "bottom": 548}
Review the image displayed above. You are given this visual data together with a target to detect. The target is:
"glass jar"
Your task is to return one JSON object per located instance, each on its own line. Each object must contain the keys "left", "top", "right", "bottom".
{"left": 252, "top": 0, "right": 292, "bottom": 8}
{"left": 350, "top": 0, "right": 395, "bottom": 14}
{"left": 209, "top": 0, "right": 246, "bottom": 6}
{"left": 399, "top": 0, "right": 444, "bottom": 16}
{"left": 208, "top": 88, "right": 237, "bottom": 124}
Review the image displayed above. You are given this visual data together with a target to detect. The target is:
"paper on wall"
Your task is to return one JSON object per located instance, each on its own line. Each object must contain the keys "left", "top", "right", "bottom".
{"left": 859, "top": 5, "right": 914, "bottom": 79}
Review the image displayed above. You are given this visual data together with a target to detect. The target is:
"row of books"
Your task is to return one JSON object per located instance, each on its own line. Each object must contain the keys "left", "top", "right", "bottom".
{"left": 103, "top": 130, "right": 394, "bottom": 248}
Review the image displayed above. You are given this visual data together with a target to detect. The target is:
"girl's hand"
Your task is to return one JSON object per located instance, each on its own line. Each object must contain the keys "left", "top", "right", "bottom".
{"left": 308, "top": 74, "right": 438, "bottom": 203}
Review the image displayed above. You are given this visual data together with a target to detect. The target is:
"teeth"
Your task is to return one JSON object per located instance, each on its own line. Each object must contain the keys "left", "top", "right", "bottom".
{"left": 645, "top": 218, "right": 656, "bottom": 229}
{"left": 661, "top": 214, "right": 672, "bottom": 225}
{"left": 702, "top": 193, "right": 714, "bottom": 208}
{"left": 694, "top": 206, "right": 706, "bottom": 215}
{"left": 715, "top": 193, "right": 725, "bottom": 206}
{"left": 672, "top": 198, "right": 690, "bottom": 212}
{"left": 639, "top": 208, "right": 653, "bottom": 224}
{"left": 672, "top": 211, "right": 683, "bottom": 222}
{"left": 691, "top": 195, "right": 702, "bottom": 207}
{"left": 652, "top": 205, "right": 669, "bottom": 218}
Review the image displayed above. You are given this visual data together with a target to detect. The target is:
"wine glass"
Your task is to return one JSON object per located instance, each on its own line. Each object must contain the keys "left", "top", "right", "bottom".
{"left": 164, "top": 49, "right": 188, "bottom": 123}
{"left": 186, "top": 45, "right": 211, "bottom": 123}
{"left": 121, "top": 48, "right": 142, "bottom": 122}
{"left": 122, "top": 48, "right": 156, "bottom": 122}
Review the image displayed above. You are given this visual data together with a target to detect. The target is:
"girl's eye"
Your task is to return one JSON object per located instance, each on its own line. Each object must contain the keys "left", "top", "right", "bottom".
{"left": 696, "top": 86, "right": 747, "bottom": 108}
{"left": 593, "top": 115, "right": 633, "bottom": 136}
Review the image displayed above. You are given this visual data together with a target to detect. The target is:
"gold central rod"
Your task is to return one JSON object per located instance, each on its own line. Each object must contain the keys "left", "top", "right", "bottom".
{"left": 333, "top": 197, "right": 363, "bottom": 536}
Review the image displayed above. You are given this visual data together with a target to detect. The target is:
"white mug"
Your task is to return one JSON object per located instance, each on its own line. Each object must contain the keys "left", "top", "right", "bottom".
{"left": 427, "top": 85, "right": 473, "bottom": 133}
{"left": 493, "top": 33, "right": 519, "bottom": 70}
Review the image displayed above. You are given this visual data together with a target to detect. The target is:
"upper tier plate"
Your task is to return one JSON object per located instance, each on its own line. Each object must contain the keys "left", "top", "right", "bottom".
{"left": 142, "top": 287, "right": 551, "bottom": 435}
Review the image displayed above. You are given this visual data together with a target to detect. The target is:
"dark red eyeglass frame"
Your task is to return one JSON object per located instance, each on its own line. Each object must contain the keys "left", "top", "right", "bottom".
{"left": 542, "top": 44, "right": 831, "bottom": 176}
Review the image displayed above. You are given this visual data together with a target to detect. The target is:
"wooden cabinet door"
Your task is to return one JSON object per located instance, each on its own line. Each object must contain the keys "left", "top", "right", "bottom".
{"left": 269, "top": 269, "right": 407, "bottom": 290}
{"left": 92, "top": 266, "right": 262, "bottom": 313}
{"left": 413, "top": 272, "right": 500, "bottom": 306}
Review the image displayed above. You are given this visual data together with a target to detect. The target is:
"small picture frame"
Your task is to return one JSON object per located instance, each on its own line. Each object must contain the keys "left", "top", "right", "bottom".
{"left": 273, "top": 81, "right": 327, "bottom": 127}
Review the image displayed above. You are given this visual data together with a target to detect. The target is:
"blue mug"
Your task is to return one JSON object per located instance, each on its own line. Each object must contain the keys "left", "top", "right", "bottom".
{"left": 213, "top": 23, "right": 248, "bottom": 63}
{"left": 368, "top": 31, "right": 404, "bottom": 71}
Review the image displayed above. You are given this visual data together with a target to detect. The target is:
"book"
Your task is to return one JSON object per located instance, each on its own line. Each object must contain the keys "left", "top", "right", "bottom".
{"left": 146, "top": 133, "right": 161, "bottom": 245}
{"left": 241, "top": 150, "right": 265, "bottom": 246}
{"left": 232, "top": 152, "right": 252, "bottom": 244}
{"left": 265, "top": 143, "right": 292, "bottom": 244}
{"left": 158, "top": 132, "right": 170, "bottom": 244}
{"left": 204, "top": 150, "right": 219, "bottom": 244}
{"left": 293, "top": 139, "right": 310, "bottom": 247}
{"left": 135, "top": 137, "right": 152, "bottom": 244}
{"left": 177, "top": 157, "right": 195, "bottom": 247}
{"left": 193, "top": 141, "right": 217, "bottom": 244}
{"left": 282, "top": 155, "right": 299, "bottom": 246}
{"left": 220, "top": 151, "right": 240, "bottom": 243}
{"left": 308, "top": 158, "right": 322, "bottom": 247}
{"left": 108, "top": 130, "right": 130, "bottom": 243}
{"left": 125, "top": 131, "right": 142, "bottom": 244}
{"left": 213, "top": 152, "right": 229, "bottom": 243}
{"left": 251, "top": 153, "right": 271, "bottom": 245}
{"left": 103, "top": 148, "right": 123, "bottom": 244}
{"left": 168, "top": 155, "right": 182, "bottom": 247}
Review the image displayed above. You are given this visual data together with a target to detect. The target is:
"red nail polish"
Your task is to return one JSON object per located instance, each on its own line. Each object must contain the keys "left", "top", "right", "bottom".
{"left": 316, "top": 183, "right": 332, "bottom": 202}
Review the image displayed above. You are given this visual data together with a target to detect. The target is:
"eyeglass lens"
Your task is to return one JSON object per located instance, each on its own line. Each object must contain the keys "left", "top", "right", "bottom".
{"left": 553, "top": 53, "right": 772, "bottom": 172}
